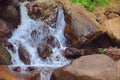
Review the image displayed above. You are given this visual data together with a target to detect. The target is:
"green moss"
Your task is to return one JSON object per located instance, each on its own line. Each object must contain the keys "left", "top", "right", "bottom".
{"left": 70, "top": 0, "right": 109, "bottom": 11}
{"left": 0, "top": 45, "right": 11, "bottom": 64}
{"left": 56, "top": 76, "right": 61, "bottom": 80}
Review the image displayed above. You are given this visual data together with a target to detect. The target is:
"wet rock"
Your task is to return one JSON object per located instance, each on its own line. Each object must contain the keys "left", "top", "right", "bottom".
{"left": 37, "top": 43, "right": 53, "bottom": 59}
{"left": 35, "top": 0, "right": 58, "bottom": 25}
{"left": 25, "top": 73, "right": 40, "bottom": 80}
{"left": 64, "top": 24, "right": 81, "bottom": 48}
{"left": 63, "top": 48, "right": 84, "bottom": 59}
{"left": 18, "top": 44, "right": 30, "bottom": 65}
{"left": 45, "top": 36, "right": 60, "bottom": 48}
{"left": 0, "top": 65, "right": 19, "bottom": 80}
{"left": 0, "top": 45, "right": 11, "bottom": 65}
{"left": 51, "top": 54, "right": 117, "bottom": 80}
{"left": 26, "top": 67, "right": 36, "bottom": 72}
{"left": 60, "top": 0, "right": 103, "bottom": 48}
{"left": 103, "top": 17, "right": 120, "bottom": 44}
{"left": 12, "top": 66, "right": 21, "bottom": 72}
{"left": 2, "top": 40, "right": 15, "bottom": 53}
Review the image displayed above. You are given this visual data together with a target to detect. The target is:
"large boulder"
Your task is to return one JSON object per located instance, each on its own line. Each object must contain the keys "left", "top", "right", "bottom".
{"left": 0, "top": 65, "right": 18, "bottom": 80}
{"left": 116, "top": 60, "right": 120, "bottom": 80}
{"left": 51, "top": 54, "right": 117, "bottom": 80}
{"left": 60, "top": 0, "right": 103, "bottom": 48}
{"left": 103, "top": 17, "right": 120, "bottom": 44}
{"left": 37, "top": 43, "right": 53, "bottom": 59}
{"left": 0, "top": 45, "right": 11, "bottom": 65}
{"left": 18, "top": 44, "right": 30, "bottom": 65}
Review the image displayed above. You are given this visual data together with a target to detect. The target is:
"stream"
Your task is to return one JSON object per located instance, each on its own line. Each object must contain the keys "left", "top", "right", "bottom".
{"left": 7, "top": 2, "right": 70, "bottom": 80}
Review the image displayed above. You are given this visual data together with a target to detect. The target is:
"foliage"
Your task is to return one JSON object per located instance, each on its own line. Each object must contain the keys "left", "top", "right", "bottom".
{"left": 97, "top": 48, "right": 107, "bottom": 54}
{"left": 70, "top": 0, "right": 109, "bottom": 11}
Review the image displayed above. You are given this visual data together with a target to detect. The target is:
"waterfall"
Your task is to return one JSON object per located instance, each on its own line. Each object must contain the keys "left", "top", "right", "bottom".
{"left": 7, "top": 2, "right": 70, "bottom": 80}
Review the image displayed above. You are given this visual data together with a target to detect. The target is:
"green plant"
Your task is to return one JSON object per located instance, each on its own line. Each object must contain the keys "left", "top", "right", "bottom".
{"left": 70, "top": 0, "right": 109, "bottom": 11}
{"left": 97, "top": 48, "right": 107, "bottom": 54}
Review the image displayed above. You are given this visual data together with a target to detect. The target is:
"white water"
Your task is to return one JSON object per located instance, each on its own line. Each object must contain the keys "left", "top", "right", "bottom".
{"left": 7, "top": 2, "right": 70, "bottom": 80}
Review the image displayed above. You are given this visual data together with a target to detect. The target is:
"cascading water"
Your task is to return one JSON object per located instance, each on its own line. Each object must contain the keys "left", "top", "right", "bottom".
{"left": 7, "top": 2, "right": 70, "bottom": 80}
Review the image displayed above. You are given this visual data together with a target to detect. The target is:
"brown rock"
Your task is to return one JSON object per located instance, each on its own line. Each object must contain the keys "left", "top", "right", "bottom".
{"left": 103, "top": 17, "right": 120, "bottom": 44}
{"left": 37, "top": 43, "right": 52, "bottom": 59}
{"left": 63, "top": 48, "right": 84, "bottom": 59}
{"left": 64, "top": 24, "right": 81, "bottom": 48}
{"left": 18, "top": 44, "right": 30, "bottom": 64}
{"left": 95, "top": 12, "right": 106, "bottom": 24}
{"left": 12, "top": 66, "right": 21, "bottom": 72}
{"left": 45, "top": 36, "right": 60, "bottom": 48}
{"left": 61, "top": 0, "right": 103, "bottom": 48}
{"left": 0, "top": 65, "right": 18, "bottom": 80}
{"left": 25, "top": 73, "right": 40, "bottom": 80}
{"left": 26, "top": 67, "right": 36, "bottom": 72}
{"left": 51, "top": 54, "right": 117, "bottom": 80}
{"left": 108, "top": 13, "right": 119, "bottom": 19}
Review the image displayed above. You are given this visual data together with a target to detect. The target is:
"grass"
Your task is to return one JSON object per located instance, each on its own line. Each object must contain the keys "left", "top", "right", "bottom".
{"left": 70, "top": 0, "right": 109, "bottom": 11}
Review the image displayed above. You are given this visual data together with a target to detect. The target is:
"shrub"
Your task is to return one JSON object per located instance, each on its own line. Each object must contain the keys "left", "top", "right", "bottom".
{"left": 70, "top": 0, "right": 109, "bottom": 11}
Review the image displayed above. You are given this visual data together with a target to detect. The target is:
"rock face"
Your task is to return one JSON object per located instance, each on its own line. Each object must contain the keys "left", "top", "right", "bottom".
{"left": 0, "top": 45, "right": 11, "bottom": 65}
{"left": 60, "top": 0, "right": 103, "bottom": 48}
{"left": 18, "top": 44, "right": 30, "bottom": 64}
{"left": 51, "top": 54, "right": 117, "bottom": 80}
{"left": 0, "top": 65, "right": 18, "bottom": 80}
{"left": 37, "top": 43, "right": 53, "bottom": 59}
{"left": 103, "top": 17, "right": 120, "bottom": 44}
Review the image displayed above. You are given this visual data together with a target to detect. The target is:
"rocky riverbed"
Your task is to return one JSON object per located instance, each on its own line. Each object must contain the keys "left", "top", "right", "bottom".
{"left": 0, "top": 0, "right": 120, "bottom": 80}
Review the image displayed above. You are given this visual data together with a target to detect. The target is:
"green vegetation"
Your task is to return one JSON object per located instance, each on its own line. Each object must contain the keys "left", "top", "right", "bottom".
{"left": 0, "top": 45, "right": 11, "bottom": 64}
{"left": 70, "top": 0, "right": 109, "bottom": 11}
{"left": 97, "top": 48, "right": 107, "bottom": 54}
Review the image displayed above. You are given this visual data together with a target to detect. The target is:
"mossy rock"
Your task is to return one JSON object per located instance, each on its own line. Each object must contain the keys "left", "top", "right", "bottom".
{"left": 0, "top": 45, "right": 11, "bottom": 65}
